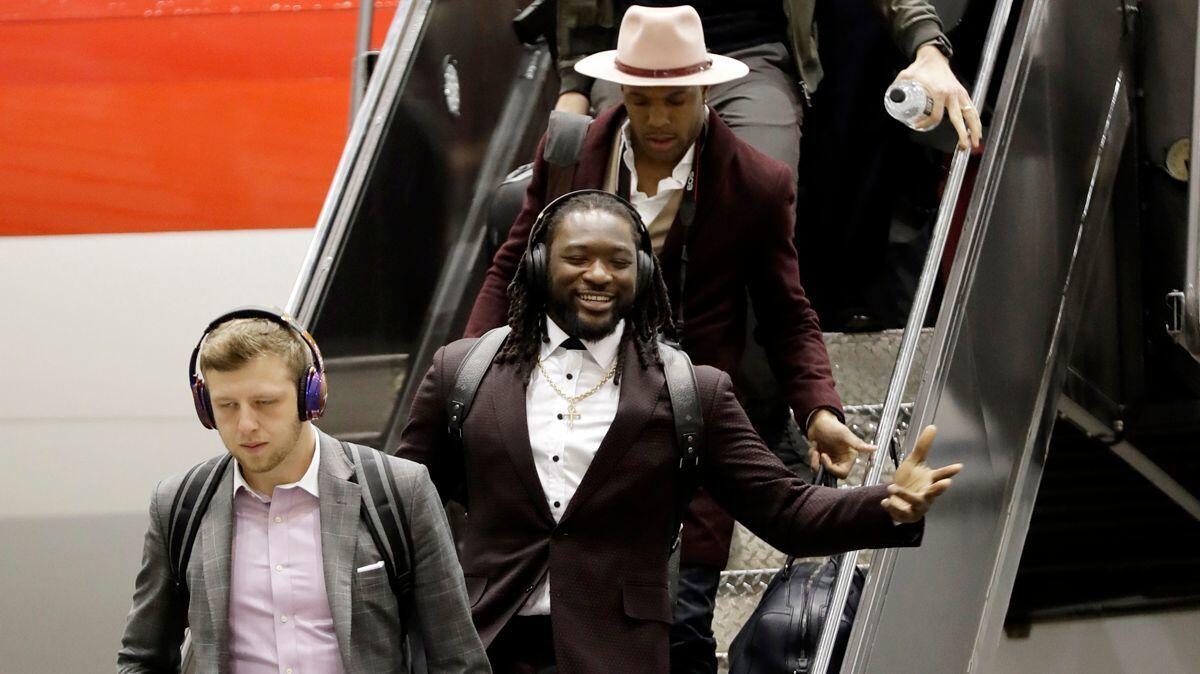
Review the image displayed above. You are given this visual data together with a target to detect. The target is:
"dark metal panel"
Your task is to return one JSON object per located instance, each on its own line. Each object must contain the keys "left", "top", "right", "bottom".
{"left": 842, "top": 0, "right": 1135, "bottom": 670}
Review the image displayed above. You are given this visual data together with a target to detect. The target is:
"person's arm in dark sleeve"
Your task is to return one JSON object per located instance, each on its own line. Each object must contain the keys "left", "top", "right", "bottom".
{"left": 399, "top": 462, "right": 491, "bottom": 673}
{"left": 745, "top": 166, "right": 843, "bottom": 430}
{"left": 395, "top": 346, "right": 464, "bottom": 503}
{"left": 463, "top": 134, "right": 552, "bottom": 338}
{"left": 875, "top": 0, "right": 951, "bottom": 60}
{"left": 554, "top": 0, "right": 619, "bottom": 101}
{"left": 117, "top": 484, "right": 185, "bottom": 673}
{"left": 700, "top": 370, "right": 922, "bottom": 558}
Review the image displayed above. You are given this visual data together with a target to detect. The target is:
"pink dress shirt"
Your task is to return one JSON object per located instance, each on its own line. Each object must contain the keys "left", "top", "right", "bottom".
{"left": 229, "top": 433, "right": 345, "bottom": 674}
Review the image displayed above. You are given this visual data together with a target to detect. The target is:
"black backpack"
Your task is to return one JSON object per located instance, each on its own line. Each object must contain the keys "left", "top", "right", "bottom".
{"left": 727, "top": 470, "right": 865, "bottom": 674}
{"left": 444, "top": 326, "right": 705, "bottom": 551}
{"left": 166, "top": 441, "right": 417, "bottom": 615}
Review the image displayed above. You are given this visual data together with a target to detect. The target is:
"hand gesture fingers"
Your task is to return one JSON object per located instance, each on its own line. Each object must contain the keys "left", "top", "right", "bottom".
{"left": 962, "top": 94, "right": 983, "bottom": 149}
{"left": 930, "top": 463, "right": 964, "bottom": 482}
{"left": 808, "top": 412, "right": 876, "bottom": 480}
{"left": 820, "top": 451, "right": 853, "bottom": 480}
{"left": 884, "top": 426, "right": 964, "bottom": 523}
{"left": 946, "top": 98, "right": 971, "bottom": 151}
{"left": 909, "top": 425, "right": 937, "bottom": 465}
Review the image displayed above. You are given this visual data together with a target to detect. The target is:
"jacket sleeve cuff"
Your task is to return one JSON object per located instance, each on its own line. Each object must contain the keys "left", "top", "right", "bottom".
{"left": 861, "top": 484, "right": 925, "bottom": 546}
{"left": 558, "top": 69, "right": 596, "bottom": 98}
{"left": 905, "top": 21, "right": 953, "bottom": 61}
{"left": 803, "top": 405, "right": 846, "bottom": 438}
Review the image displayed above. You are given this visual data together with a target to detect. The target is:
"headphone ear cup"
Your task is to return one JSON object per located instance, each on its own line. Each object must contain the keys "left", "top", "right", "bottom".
{"left": 192, "top": 380, "right": 216, "bottom": 430}
{"left": 526, "top": 243, "right": 549, "bottom": 298}
{"left": 298, "top": 367, "right": 328, "bottom": 422}
{"left": 636, "top": 250, "right": 654, "bottom": 299}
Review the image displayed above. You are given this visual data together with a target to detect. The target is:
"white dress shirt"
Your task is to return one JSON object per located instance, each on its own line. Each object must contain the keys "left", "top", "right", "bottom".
{"left": 619, "top": 120, "right": 696, "bottom": 226}
{"left": 519, "top": 318, "right": 624, "bottom": 615}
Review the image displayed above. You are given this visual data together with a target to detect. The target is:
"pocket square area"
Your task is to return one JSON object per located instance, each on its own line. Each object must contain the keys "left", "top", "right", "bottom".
{"left": 356, "top": 560, "right": 385, "bottom": 573}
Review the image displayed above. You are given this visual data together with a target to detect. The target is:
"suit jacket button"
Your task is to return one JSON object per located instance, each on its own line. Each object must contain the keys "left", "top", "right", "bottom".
{"left": 525, "top": 585, "right": 535, "bottom": 593}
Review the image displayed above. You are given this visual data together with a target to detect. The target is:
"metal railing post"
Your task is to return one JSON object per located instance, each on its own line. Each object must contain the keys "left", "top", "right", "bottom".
{"left": 809, "top": 0, "right": 1019, "bottom": 671}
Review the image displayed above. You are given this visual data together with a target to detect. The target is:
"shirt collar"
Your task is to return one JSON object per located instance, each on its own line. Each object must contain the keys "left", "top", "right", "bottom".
{"left": 542, "top": 316, "right": 625, "bottom": 369}
{"left": 619, "top": 121, "right": 696, "bottom": 196}
{"left": 233, "top": 426, "right": 320, "bottom": 502}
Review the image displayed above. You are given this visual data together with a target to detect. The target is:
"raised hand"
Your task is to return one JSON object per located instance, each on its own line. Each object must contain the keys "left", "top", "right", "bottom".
{"left": 882, "top": 425, "right": 963, "bottom": 524}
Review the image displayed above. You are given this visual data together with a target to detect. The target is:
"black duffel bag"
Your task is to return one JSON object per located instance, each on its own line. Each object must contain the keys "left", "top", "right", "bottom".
{"left": 728, "top": 470, "right": 866, "bottom": 674}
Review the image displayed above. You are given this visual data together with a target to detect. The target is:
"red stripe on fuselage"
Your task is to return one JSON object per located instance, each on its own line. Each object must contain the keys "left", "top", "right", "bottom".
{"left": 0, "top": 2, "right": 396, "bottom": 236}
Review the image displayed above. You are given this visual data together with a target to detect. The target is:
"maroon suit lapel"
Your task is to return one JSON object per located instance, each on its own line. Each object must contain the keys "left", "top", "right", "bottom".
{"left": 558, "top": 339, "right": 667, "bottom": 526}
{"left": 489, "top": 361, "right": 556, "bottom": 525}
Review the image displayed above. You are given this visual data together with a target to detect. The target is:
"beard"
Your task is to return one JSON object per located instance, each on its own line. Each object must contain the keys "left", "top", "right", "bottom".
{"left": 228, "top": 421, "right": 305, "bottom": 479}
{"left": 548, "top": 292, "right": 631, "bottom": 341}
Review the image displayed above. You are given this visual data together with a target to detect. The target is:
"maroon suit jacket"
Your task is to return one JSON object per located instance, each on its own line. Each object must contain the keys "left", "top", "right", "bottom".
{"left": 464, "top": 106, "right": 842, "bottom": 567}
{"left": 395, "top": 337, "right": 920, "bottom": 674}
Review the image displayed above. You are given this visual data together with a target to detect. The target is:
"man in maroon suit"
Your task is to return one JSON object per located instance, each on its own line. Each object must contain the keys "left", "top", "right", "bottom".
{"left": 464, "top": 7, "right": 873, "bottom": 670}
{"left": 401, "top": 189, "right": 961, "bottom": 673}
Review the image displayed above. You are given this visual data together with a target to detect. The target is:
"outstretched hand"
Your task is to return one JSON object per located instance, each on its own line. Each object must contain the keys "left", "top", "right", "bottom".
{"left": 882, "top": 425, "right": 963, "bottom": 524}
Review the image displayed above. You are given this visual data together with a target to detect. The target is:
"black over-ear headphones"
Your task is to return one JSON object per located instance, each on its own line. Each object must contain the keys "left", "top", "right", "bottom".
{"left": 522, "top": 189, "right": 656, "bottom": 301}
{"left": 189, "top": 306, "right": 328, "bottom": 430}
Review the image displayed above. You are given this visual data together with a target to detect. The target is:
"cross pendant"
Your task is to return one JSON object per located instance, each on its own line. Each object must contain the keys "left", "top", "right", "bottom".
{"left": 564, "top": 405, "right": 581, "bottom": 428}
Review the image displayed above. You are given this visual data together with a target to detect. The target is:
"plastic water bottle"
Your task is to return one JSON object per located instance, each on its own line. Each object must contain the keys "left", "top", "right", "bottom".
{"left": 884, "top": 79, "right": 934, "bottom": 131}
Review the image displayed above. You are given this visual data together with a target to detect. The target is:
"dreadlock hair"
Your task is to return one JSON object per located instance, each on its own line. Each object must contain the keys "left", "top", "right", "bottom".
{"left": 497, "top": 191, "right": 675, "bottom": 386}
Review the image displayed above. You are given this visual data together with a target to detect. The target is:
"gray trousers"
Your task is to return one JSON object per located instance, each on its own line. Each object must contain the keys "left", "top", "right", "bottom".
{"left": 591, "top": 42, "right": 804, "bottom": 175}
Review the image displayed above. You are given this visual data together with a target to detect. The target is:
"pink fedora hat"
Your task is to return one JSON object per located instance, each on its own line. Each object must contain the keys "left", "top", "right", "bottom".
{"left": 574, "top": 5, "right": 749, "bottom": 87}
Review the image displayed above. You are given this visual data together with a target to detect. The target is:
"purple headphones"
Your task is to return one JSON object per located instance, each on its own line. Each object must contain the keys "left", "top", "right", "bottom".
{"left": 188, "top": 306, "right": 328, "bottom": 430}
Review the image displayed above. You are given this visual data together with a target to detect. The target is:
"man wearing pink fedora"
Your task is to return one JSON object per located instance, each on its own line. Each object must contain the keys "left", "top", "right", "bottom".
{"left": 466, "top": 6, "right": 876, "bottom": 672}
{"left": 554, "top": 1, "right": 981, "bottom": 171}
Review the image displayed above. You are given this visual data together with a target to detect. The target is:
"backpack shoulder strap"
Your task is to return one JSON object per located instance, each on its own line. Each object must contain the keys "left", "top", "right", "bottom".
{"left": 658, "top": 341, "right": 704, "bottom": 471}
{"left": 543, "top": 110, "right": 593, "bottom": 202}
{"left": 447, "top": 326, "right": 512, "bottom": 441}
{"left": 341, "top": 441, "right": 416, "bottom": 605}
{"left": 658, "top": 341, "right": 705, "bottom": 553}
{"left": 167, "top": 453, "right": 234, "bottom": 595}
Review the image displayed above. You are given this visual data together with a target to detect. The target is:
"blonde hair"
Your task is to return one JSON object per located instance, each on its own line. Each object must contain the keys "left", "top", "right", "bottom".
{"left": 198, "top": 318, "right": 310, "bottom": 382}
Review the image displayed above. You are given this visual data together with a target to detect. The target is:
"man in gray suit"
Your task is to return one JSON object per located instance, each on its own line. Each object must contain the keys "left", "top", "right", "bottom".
{"left": 118, "top": 308, "right": 490, "bottom": 673}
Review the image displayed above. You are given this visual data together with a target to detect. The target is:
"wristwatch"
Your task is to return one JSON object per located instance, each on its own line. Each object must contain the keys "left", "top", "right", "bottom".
{"left": 921, "top": 35, "right": 954, "bottom": 60}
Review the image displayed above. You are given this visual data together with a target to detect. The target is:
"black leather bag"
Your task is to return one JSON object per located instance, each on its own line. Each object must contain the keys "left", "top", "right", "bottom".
{"left": 728, "top": 471, "right": 865, "bottom": 674}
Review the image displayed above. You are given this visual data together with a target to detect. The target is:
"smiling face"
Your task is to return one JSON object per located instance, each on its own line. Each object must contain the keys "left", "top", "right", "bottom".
{"left": 206, "top": 353, "right": 311, "bottom": 491}
{"left": 545, "top": 207, "right": 639, "bottom": 340}
{"left": 621, "top": 85, "right": 707, "bottom": 166}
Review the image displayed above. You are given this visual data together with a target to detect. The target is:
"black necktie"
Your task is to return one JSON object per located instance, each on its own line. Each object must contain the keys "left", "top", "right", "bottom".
{"left": 560, "top": 337, "right": 586, "bottom": 350}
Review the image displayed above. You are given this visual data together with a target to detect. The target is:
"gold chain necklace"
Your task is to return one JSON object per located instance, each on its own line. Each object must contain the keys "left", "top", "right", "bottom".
{"left": 535, "top": 356, "right": 618, "bottom": 428}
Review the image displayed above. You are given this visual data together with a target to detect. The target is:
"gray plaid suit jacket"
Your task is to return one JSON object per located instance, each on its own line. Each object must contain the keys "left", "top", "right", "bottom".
{"left": 118, "top": 429, "right": 490, "bottom": 673}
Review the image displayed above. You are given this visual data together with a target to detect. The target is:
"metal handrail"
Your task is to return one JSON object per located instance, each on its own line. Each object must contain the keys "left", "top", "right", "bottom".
{"left": 809, "top": 0, "right": 1019, "bottom": 670}
{"left": 1180, "top": 20, "right": 1200, "bottom": 357}
{"left": 378, "top": 43, "right": 554, "bottom": 450}
{"left": 287, "top": 0, "right": 434, "bottom": 320}
{"left": 349, "top": 0, "right": 377, "bottom": 119}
